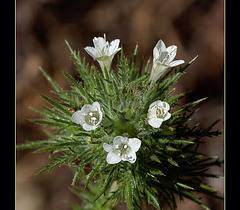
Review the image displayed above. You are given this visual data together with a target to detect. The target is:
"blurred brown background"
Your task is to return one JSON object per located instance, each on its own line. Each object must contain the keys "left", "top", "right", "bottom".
{"left": 16, "top": 0, "right": 224, "bottom": 209}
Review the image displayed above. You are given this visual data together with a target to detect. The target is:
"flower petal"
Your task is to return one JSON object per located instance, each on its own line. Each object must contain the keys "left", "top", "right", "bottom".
{"left": 126, "top": 150, "right": 137, "bottom": 163}
{"left": 103, "top": 143, "right": 113, "bottom": 152}
{"left": 113, "top": 136, "right": 128, "bottom": 145}
{"left": 84, "top": 46, "right": 99, "bottom": 59}
{"left": 109, "top": 39, "right": 121, "bottom": 55}
{"left": 169, "top": 60, "right": 185, "bottom": 67}
{"left": 156, "top": 40, "right": 166, "bottom": 52}
{"left": 71, "top": 110, "right": 84, "bottom": 125}
{"left": 128, "top": 138, "right": 141, "bottom": 152}
{"left": 153, "top": 40, "right": 166, "bottom": 61}
{"left": 164, "top": 112, "right": 171, "bottom": 121}
{"left": 92, "top": 101, "right": 100, "bottom": 109}
{"left": 158, "top": 51, "right": 168, "bottom": 63}
{"left": 148, "top": 118, "right": 163, "bottom": 128}
{"left": 81, "top": 104, "right": 92, "bottom": 113}
{"left": 91, "top": 101, "right": 102, "bottom": 117}
{"left": 166, "top": 45, "right": 177, "bottom": 54}
{"left": 83, "top": 123, "right": 97, "bottom": 131}
{"left": 147, "top": 107, "right": 157, "bottom": 119}
{"left": 153, "top": 46, "right": 160, "bottom": 61}
{"left": 160, "top": 101, "right": 170, "bottom": 111}
{"left": 166, "top": 45, "right": 177, "bottom": 63}
{"left": 92, "top": 102, "right": 103, "bottom": 122}
{"left": 106, "top": 152, "right": 121, "bottom": 164}
{"left": 93, "top": 36, "right": 107, "bottom": 50}
{"left": 149, "top": 101, "right": 159, "bottom": 109}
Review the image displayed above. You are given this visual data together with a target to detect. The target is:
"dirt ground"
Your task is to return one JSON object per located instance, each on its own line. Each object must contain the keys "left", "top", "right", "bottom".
{"left": 16, "top": 0, "right": 224, "bottom": 209}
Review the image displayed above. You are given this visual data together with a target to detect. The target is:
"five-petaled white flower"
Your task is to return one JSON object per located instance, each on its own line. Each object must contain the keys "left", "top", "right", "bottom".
{"left": 147, "top": 100, "right": 171, "bottom": 128}
{"left": 84, "top": 34, "right": 121, "bottom": 74}
{"left": 103, "top": 136, "right": 141, "bottom": 164}
{"left": 71, "top": 102, "right": 102, "bottom": 131}
{"left": 149, "top": 39, "right": 184, "bottom": 88}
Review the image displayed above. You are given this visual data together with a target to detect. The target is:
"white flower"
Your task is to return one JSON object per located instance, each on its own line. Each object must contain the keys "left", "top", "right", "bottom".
{"left": 103, "top": 136, "right": 141, "bottom": 164}
{"left": 84, "top": 34, "right": 121, "bottom": 74}
{"left": 150, "top": 39, "right": 184, "bottom": 88}
{"left": 71, "top": 102, "right": 102, "bottom": 131}
{"left": 147, "top": 100, "right": 171, "bottom": 128}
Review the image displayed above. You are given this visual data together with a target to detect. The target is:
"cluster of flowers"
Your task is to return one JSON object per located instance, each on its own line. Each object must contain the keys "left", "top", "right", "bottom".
{"left": 71, "top": 35, "right": 184, "bottom": 164}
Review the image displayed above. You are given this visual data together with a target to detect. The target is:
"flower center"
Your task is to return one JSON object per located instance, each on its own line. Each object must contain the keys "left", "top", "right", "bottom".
{"left": 103, "top": 46, "right": 109, "bottom": 54}
{"left": 114, "top": 143, "right": 131, "bottom": 158}
{"left": 156, "top": 107, "right": 166, "bottom": 118}
{"left": 85, "top": 111, "right": 100, "bottom": 126}
{"left": 101, "top": 42, "right": 110, "bottom": 56}
{"left": 161, "top": 54, "right": 170, "bottom": 64}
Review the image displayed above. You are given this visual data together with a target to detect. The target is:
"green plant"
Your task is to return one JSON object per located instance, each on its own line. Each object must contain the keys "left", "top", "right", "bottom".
{"left": 17, "top": 35, "right": 223, "bottom": 210}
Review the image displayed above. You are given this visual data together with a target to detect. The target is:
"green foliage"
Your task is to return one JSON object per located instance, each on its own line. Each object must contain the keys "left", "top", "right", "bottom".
{"left": 17, "top": 42, "right": 223, "bottom": 210}
{"left": 68, "top": 179, "right": 121, "bottom": 210}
